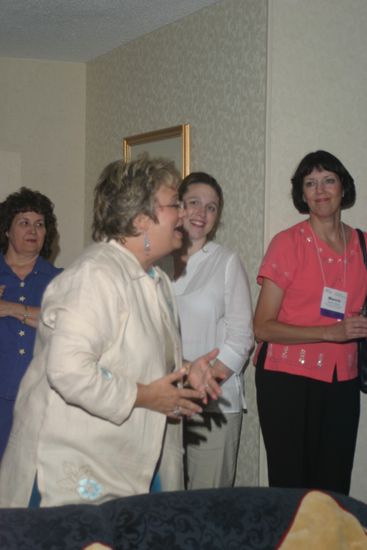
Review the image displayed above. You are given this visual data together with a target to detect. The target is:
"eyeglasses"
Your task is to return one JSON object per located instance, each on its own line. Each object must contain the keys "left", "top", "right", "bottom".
{"left": 156, "top": 200, "right": 184, "bottom": 210}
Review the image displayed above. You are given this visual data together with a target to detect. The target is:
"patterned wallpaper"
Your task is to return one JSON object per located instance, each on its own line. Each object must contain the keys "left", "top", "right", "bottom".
{"left": 85, "top": 0, "right": 268, "bottom": 485}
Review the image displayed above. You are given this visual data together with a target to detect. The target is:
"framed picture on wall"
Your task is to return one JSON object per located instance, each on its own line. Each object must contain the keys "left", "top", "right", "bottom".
{"left": 122, "top": 124, "right": 190, "bottom": 177}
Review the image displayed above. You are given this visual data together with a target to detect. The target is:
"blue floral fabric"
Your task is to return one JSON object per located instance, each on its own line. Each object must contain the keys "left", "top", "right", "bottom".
{"left": 1, "top": 487, "right": 367, "bottom": 549}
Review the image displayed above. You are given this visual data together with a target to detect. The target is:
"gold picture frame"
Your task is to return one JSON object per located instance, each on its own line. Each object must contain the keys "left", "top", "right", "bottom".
{"left": 122, "top": 124, "right": 190, "bottom": 177}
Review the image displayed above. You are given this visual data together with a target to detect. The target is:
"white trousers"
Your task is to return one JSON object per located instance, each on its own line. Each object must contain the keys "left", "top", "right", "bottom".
{"left": 184, "top": 411, "right": 243, "bottom": 490}
{"left": 158, "top": 418, "right": 185, "bottom": 492}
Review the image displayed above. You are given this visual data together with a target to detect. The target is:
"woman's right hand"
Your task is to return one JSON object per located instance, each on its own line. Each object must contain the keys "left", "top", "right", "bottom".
{"left": 135, "top": 369, "right": 205, "bottom": 418}
{"left": 0, "top": 285, "right": 10, "bottom": 317}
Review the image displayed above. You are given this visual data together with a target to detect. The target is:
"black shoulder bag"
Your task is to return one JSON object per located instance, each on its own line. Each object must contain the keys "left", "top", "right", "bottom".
{"left": 356, "top": 228, "right": 367, "bottom": 393}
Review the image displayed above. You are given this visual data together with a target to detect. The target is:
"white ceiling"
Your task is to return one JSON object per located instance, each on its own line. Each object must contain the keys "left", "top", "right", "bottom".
{"left": 0, "top": 0, "right": 220, "bottom": 62}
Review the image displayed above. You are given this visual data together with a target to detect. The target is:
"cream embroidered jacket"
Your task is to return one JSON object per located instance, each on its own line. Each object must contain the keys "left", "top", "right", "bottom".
{"left": 0, "top": 241, "right": 183, "bottom": 507}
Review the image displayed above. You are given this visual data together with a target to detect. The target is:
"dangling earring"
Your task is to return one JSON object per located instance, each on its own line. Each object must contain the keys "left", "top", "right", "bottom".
{"left": 144, "top": 231, "right": 151, "bottom": 254}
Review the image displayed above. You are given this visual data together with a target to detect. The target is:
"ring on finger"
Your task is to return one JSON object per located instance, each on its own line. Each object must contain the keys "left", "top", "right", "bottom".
{"left": 173, "top": 406, "right": 181, "bottom": 416}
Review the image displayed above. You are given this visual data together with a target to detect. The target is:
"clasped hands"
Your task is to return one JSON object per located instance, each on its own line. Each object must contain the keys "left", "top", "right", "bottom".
{"left": 0, "top": 285, "right": 8, "bottom": 317}
{"left": 326, "top": 314, "right": 367, "bottom": 342}
{"left": 136, "top": 348, "right": 225, "bottom": 419}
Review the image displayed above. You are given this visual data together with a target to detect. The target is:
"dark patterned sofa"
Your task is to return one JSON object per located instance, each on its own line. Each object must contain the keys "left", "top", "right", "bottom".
{"left": 0, "top": 487, "right": 366, "bottom": 549}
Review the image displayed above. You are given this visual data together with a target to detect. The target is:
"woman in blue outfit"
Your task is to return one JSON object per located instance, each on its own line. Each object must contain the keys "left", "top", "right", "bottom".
{"left": 0, "top": 187, "right": 61, "bottom": 460}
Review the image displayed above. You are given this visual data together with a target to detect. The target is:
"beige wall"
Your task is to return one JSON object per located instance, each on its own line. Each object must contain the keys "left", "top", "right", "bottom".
{"left": 0, "top": 57, "right": 86, "bottom": 268}
{"left": 85, "top": 0, "right": 268, "bottom": 485}
{"left": 266, "top": 0, "right": 367, "bottom": 501}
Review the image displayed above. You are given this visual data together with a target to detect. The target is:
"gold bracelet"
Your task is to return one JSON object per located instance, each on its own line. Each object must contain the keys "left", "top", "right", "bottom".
{"left": 22, "top": 305, "right": 31, "bottom": 324}
{"left": 182, "top": 362, "right": 192, "bottom": 377}
{"left": 182, "top": 362, "right": 192, "bottom": 388}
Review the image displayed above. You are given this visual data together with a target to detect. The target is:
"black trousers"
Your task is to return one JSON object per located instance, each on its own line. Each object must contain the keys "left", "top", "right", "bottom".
{"left": 255, "top": 344, "right": 360, "bottom": 495}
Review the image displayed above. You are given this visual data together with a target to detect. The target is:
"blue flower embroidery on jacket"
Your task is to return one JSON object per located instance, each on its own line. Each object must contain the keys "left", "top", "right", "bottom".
{"left": 78, "top": 478, "right": 103, "bottom": 500}
{"left": 100, "top": 366, "right": 113, "bottom": 380}
{"left": 58, "top": 462, "right": 103, "bottom": 501}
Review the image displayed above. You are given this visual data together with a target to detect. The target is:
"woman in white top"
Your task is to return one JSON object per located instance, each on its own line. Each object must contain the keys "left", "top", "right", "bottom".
{"left": 172, "top": 172, "right": 254, "bottom": 489}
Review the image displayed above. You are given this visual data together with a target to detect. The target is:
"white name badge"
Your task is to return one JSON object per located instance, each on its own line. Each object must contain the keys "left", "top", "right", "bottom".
{"left": 320, "top": 286, "right": 347, "bottom": 320}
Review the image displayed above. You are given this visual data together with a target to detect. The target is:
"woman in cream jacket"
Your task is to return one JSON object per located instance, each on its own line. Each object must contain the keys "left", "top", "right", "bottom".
{"left": 0, "top": 156, "right": 221, "bottom": 507}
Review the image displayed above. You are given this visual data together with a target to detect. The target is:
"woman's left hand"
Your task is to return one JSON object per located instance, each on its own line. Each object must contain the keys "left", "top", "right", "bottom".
{"left": 188, "top": 348, "right": 224, "bottom": 404}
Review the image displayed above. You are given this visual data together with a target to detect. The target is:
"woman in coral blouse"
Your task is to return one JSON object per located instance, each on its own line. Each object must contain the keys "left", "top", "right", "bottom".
{"left": 254, "top": 150, "right": 367, "bottom": 495}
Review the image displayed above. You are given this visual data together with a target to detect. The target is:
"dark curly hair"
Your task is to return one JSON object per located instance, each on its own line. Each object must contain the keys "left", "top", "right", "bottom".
{"left": 0, "top": 187, "right": 58, "bottom": 258}
{"left": 179, "top": 172, "right": 224, "bottom": 241}
{"left": 291, "top": 150, "right": 355, "bottom": 214}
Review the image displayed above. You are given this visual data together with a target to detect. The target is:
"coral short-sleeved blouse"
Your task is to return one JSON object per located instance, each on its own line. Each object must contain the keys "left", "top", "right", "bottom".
{"left": 255, "top": 221, "right": 367, "bottom": 382}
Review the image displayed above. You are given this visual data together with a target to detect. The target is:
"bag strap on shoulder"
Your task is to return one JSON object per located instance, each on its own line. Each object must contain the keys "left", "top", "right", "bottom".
{"left": 356, "top": 229, "right": 367, "bottom": 317}
{"left": 356, "top": 228, "right": 367, "bottom": 268}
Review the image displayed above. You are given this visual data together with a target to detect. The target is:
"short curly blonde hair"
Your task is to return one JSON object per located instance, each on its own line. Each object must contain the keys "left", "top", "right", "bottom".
{"left": 92, "top": 155, "right": 181, "bottom": 242}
